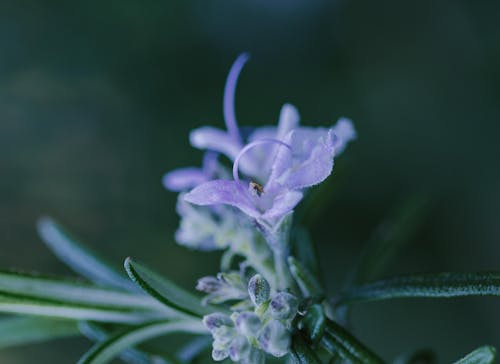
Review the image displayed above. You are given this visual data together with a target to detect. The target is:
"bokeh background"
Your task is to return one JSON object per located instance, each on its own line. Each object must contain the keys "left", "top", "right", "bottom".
{"left": 1, "top": 0, "right": 499, "bottom": 362}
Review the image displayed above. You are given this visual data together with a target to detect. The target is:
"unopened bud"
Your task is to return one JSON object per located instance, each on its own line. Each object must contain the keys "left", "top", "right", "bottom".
{"left": 270, "top": 292, "right": 298, "bottom": 321}
{"left": 248, "top": 274, "right": 270, "bottom": 306}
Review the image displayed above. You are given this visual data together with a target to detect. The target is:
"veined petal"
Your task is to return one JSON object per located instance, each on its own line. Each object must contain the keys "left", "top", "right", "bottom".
{"left": 184, "top": 180, "right": 261, "bottom": 219}
{"left": 268, "top": 127, "right": 335, "bottom": 190}
{"left": 331, "top": 117, "right": 356, "bottom": 155}
{"left": 190, "top": 127, "right": 242, "bottom": 160}
{"left": 162, "top": 168, "right": 208, "bottom": 192}
{"left": 285, "top": 129, "right": 335, "bottom": 189}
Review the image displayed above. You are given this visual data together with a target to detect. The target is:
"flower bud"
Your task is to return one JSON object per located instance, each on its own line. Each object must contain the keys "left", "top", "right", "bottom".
{"left": 212, "top": 348, "right": 229, "bottom": 361}
{"left": 258, "top": 320, "right": 291, "bottom": 357}
{"left": 203, "top": 313, "right": 233, "bottom": 331}
{"left": 234, "top": 312, "right": 261, "bottom": 337}
{"left": 270, "top": 291, "right": 298, "bottom": 321}
{"left": 248, "top": 274, "right": 270, "bottom": 306}
{"left": 228, "top": 336, "right": 250, "bottom": 362}
{"left": 196, "top": 276, "right": 222, "bottom": 293}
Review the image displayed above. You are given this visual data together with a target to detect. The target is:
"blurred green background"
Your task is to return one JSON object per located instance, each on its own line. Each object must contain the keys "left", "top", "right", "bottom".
{"left": 1, "top": 0, "right": 499, "bottom": 362}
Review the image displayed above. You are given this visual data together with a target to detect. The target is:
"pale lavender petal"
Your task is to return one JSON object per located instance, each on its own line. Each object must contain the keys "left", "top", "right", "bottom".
{"left": 247, "top": 126, "right": 276, "bottom": 143}
{"left": 184, "top": 180, "right": 261, "bottom": 219}
{"left": 268, "top": 128, "right": 335, "bottom": 190}
{"left": 190, "top": 126, "right": 242, "bottom": 160}
{"left": 162, "top": 168, "right": 208, "bottom": 192}
{"left": 276, "top": 103, "right": 300, "bottom": 141}
{"left": 202, "top": 151, "right": 220, "bottom": 176}
{"left": 331, "top": 117, "right": 356, "bottom": 155}
{"left": 223, "top": 53, "right": 249, "bottom": 144}
{"left": 261, "top": 189, "right": 303, "bottom": 221}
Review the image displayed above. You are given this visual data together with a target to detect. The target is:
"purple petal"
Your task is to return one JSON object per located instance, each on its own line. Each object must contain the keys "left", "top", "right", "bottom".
{"left": 276, "top": 103, "right": 300, "bottom": 141}
{"left": 162, "top": 168, "right": 208, "bottom": 192}
{"left": 190, "top": 127, "right": 242, "bottom": 160}
{"left": 331, "top": 117, "right": 356, "bottom": 155}
{"left": 184, "top": 180, "right": 261, "bottom": 219}
{"left": 268, "top": 127, "right": 335, "bottom": 190}
{"left": 261, "top": 189, "right": 303, "bottom": 221}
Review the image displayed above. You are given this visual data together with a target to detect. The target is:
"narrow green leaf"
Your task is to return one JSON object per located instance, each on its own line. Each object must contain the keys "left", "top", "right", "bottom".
{"left": 0, "top": 317, "right": 78, "bottom": 349}
{"left": 322, "top": 319, "right": 384, "bottom": 364}
{"left": 37, "top": 217, "right": 136, "bottom": 292}
{"left": 454, "top": 346, "right": 496, "bottom": 364}
{"left": 301, "top": 304, "right": 326, "bottom": 345}
{"left": 77, "top": 320, "right": 206, "bottom": 364}
{"left": 78, "top": 322, "right": 172, "bottom": 364}
{"left": 125, "top": 258, "right": 217, "bottom": 318}
{"left": 338, "top": 272, "right": 500, "bottom": 306}
{"left": 0, "top": 295, "right": 160, "bottom": 323}
{"left": 0, "top": 269, "right": 164, "bottom": 312}
{"left": 346, "top": 198, "right": 427, "bottom": 286}
{"left": 288, "top": 256, "right": 323, "bottom": 298}
{"left": 290, "top": 333, "right": 322, "bottom": 364}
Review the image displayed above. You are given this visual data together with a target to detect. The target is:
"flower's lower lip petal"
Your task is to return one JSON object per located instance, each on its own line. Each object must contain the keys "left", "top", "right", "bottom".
{"left": 162, "top": 168, "right": 208, "bottom": 192}
{"left": 261, "top": 190, "right": 303, "bottom": 221}
{"left": 184, "top": 180, "right": 261, "bottom": 219}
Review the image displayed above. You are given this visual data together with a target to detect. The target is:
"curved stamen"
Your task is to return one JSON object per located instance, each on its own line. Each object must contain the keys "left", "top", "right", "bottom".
{"left": 223, "top": 53, "right": 250, "bottom": 144}
{"left": 232, "top": 138, "right": 292, "bottom": 183}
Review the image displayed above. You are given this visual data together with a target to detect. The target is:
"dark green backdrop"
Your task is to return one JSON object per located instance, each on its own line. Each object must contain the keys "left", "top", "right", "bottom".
{"left": 1, "top": 1, "right": 499, "bottom": 362}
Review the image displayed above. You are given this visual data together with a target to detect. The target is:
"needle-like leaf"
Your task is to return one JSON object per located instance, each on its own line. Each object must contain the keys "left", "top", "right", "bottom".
{"left": 321, "top": 319, "right": 384, "bottom": 364}
{"left": 0, "top": 317, "right": 78, "bottom": 349}
{"left": 125, "top": 258, "right": 218, "bottom": 318}
{"left": 338, "top": 272, "right": 500, "bottom": 306}
{"left": 37, "top": 217, "right": 136, "bottom": 292}
{"left": 77, "top": 320, "right": 206, "bottom": 364}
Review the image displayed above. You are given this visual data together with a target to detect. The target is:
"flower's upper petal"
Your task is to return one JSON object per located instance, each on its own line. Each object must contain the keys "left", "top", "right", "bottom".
{"left": 190, "top": 126, "right": 242, "bottom": 160}
{"left": 162, "top": 167, "right": 209, "bottom": 192}
{"left": 276, "top": 103, "right": 300, "bottom": 141}
{"left": 184, "top": 180, "right": 261, "bottom": 219}
{"left": 261, "top": 189, "right": 303, "bottom": 222}
{"left": 239, "top": 104, "right": 300, "bottom": 182}
{"left": 331, "top": 117, "right": 356, "bottom": 155}
{"left": 268, "top": 127, "right": 335, "bottom": 190}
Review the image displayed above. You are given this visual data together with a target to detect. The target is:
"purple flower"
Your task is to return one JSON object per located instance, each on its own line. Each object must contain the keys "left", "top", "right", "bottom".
{"left": 179, "top": 54, "right": 356, "bottom": 227}
{"left": 163, "top": 152, "right": 220, "bottom": 192}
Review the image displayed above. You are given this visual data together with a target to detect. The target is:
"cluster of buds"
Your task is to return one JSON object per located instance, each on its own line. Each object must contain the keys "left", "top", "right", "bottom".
{"left": 201, "top": 273, "right": 299, "bottom": 363}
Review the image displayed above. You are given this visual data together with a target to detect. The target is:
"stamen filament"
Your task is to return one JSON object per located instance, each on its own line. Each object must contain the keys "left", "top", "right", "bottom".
{"left": 232, "top": 138, "right": 292, "bottom": 183}
{"left": 223, "top": 53, "right": 249, "bottom": 145}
